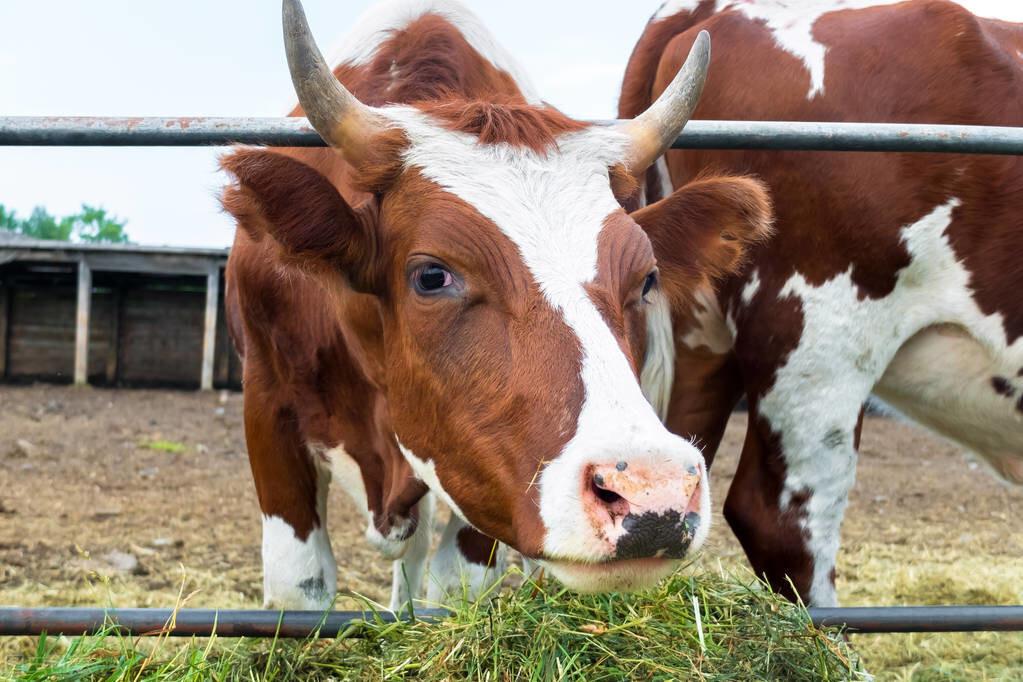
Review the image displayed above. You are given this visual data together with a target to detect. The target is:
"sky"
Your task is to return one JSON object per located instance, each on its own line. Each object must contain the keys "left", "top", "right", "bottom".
{"left": 1, "top": 1, "right": 1019, "bottom": 248}
{"left": 0, "top": 1, "right": 657, "bottom": 248}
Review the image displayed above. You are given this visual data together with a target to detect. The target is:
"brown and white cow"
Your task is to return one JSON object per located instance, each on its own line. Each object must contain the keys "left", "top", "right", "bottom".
{"left": 621, "top": 0, "right": 1023, "bottom": 607}
{"left": 222, "top": 0, "right": 771, "bottom": 610}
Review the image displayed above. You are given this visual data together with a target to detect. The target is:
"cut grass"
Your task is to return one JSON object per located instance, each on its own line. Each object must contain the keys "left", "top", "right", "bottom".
{"left": 2, "top": 569, "right": 863, "bottom": 681}
{"left": 839, "top": 542, "right": 1023, "bottom": 681}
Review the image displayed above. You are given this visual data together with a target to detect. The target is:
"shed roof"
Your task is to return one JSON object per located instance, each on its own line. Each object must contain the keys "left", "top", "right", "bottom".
{"left": 0, "top": 235, "right": 228, "bottom": 276}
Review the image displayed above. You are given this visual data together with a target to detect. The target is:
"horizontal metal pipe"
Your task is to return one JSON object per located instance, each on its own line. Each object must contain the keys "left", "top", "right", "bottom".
{"left": 0, "top": 117, "right": 322, "bottom": 148}
{"left": 2, "top": 605, "right": 1023, "bottom": 637}
{"left": 0, "top": 607, "right": 449, "bottom": 638}
{"left": 811, "top": 606, "right": 1023, "bottom": 633}
{"left": 1, "top": 117, "right": 1023, "bottom": 155}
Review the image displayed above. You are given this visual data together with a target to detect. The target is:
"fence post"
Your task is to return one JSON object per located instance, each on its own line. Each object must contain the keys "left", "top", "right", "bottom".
{"left": 74, "top": 260, "right": 92, "bottom": 385}
{"left": 200, "top": 268, "right": 219, "bottom": 391}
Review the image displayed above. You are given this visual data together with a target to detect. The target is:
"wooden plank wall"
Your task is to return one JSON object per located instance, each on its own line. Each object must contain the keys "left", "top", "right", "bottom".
{"left": 1, "top": 271, "right": 242, "bottom": 389}
{"left": 6, "top": 284, "right": 114, "bottom": 382}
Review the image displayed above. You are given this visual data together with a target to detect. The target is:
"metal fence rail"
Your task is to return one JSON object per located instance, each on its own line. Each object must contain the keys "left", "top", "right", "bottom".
{"left": 2, "top": 606, "right": 1023, "bottom": 637}
{"left": 3, "top": 116, "right": 1023, "bottom": 154}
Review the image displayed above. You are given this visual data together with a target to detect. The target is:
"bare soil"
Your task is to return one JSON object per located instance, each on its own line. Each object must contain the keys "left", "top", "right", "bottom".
{"left": 1, "top": 384, "right": 1021, "bottom": 677}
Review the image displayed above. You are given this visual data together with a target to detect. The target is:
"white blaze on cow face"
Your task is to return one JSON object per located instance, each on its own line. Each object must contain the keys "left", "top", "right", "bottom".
{"left": 384, "top": 108, "right": 711, "bottom": 589}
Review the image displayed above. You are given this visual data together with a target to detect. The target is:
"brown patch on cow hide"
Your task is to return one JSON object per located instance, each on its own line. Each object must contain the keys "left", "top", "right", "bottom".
{"left": 456, "top": 526, "right": 501, "bottom": 567}
{"left": 992, "top": 376, "right": 1016, "bottom": 398}
{"left": 420, "top": 98, "right": 587, "bottom": 153}
{"left": 282, "top": 14, "right": 530, "bottom": 113}
{"left": 609, "top": 163, "right": 641, "bottom": 205}
{"left": 724, "top": 407, "right": 815, "bottom": 603}
{"left": 585, "top": 212, "right": 659, "bottom": 376}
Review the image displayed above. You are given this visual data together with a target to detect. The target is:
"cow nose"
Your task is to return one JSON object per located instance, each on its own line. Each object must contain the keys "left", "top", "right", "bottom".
{"left": 585, "top": 460, "right": 703, "bottom": 560}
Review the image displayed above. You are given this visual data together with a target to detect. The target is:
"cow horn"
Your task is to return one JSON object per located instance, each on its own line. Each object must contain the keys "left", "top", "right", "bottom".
{"left": 620, "top": 31, "right": 711, "bottom": 175}
{"left": 283, "top": 0, "right": 388, "bottom": 160}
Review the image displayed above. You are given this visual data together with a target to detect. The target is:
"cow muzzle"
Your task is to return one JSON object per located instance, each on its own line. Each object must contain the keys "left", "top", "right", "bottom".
{"left": 537, "top": 445, "right": 710, "bottom": 593}
{"left": 587, "top": 460, "right": 703, "bottom": 560}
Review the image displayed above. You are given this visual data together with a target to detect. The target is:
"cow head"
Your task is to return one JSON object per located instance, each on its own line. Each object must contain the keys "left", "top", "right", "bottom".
{"left": 222, "top": 0, "right": 771, "bottom": 592}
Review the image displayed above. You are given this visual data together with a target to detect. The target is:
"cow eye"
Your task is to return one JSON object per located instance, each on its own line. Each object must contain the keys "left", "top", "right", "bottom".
{"left": 413, "top": 263, "right": 454, "bottom": 294}
{"left": 642, "top": 271, "right": 657, "bottom": 300}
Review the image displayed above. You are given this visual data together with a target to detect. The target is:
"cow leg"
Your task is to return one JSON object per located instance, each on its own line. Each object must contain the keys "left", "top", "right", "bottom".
{"left": 389, "top": 493, "right": 435, "bottom": 611}
{"left": 245, "top": 400, "right": 337, "bottom": 611}
{"left": 725, "top": 402, "right": 866, "bottom": 606}
{"left": 426, "top": 516, "right": 505, "bottom": 604}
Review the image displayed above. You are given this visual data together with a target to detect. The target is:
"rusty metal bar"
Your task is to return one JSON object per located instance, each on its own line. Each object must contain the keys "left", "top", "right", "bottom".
{"left": 2, "top": 116, "right": 1023, "bottom": 154}
{"left": 2, "top": 605, "right": 1023, "bottom": 637}
{"left": 0, "top": 117, "right": 321, "bottom": 147}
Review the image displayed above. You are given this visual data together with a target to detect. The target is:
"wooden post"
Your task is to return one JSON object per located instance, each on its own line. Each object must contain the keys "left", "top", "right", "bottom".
{"left": 200, "top": 268, "right": 219, "bottom": 391}
{"left": 0, "top": 277, "right": 8, "bottom": 380}
{"left": 105, "top": 286, "right": 122, "bottom": 385}
{"left": 74, "top": 259, "right": 92, "bottom": 385}
{"left": 214, "top": 290, "right": 231, "bottom": 388}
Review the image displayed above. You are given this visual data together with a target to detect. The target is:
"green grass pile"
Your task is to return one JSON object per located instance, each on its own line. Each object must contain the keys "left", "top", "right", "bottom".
{"left": 5, "top": 569, "right": 864, "bottom": 681}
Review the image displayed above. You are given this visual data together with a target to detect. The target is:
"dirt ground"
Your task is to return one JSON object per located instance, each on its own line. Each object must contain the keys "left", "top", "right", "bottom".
{"left": 1, "top": 384, "right": 1021, "bottom": 678}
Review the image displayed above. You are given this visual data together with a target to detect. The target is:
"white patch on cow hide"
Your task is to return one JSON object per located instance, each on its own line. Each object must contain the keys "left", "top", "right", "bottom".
{"left": 398, "top": 440, "right": 470, "bottom": 522}
{"left": 386, "top": 107, "right": 709, "bottom": 568}
{"left": 641, "top": 289, "right": 676, "bottom": 422}
{"left": 426, "top": 515, "right": 506, "bottom": 604}
{"left": 261, "top": 461, "right": 337, "bottom": 610}
{"left": 261, "top": 514, "right": 337, "bottom": 610}
{"left": 311, "top": 443, "right": 369, "bottom": 517}
{"left": 311, "top": 442, "right": 414, "bottom": 559}
{"left": 876, "top": 325, "right": 1023, "bottom": 485}
{"left": 654, "top": 0, "right": 713, "bottom": 20}
{"left": 760, "top": 197, "right": 1023, "bottom": 605}
{"left": 680, "top": 285, "right": 734, "bottom": 354}
{"left": 732, "top": 0, "right": 906, "bottom": 98}
{"left": 652, "top": 0, "right": 906, "bottom": 98}
{"left": 741, "top": 269, "right": 761, "bottom": 305}
{"left": 328, "top": 0, "right": 541, "bottom": 103}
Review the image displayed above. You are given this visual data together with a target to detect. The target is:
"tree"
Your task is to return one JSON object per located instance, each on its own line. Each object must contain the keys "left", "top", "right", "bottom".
{"left": 72, "top": 205, "right": 130, "bottom": 244}
{"left": 0, "top": 203, "right": 130, "bottom": 243}
{"left": 0, "top": 204, "right": 18, "bottom": 232}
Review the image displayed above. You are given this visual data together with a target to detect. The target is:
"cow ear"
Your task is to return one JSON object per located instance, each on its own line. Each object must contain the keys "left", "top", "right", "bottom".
{"left": 631, "top": 176, "right": 773, "bottom": 306}
{"left": 221, "top": 150, "right": 379, "bottom": 293}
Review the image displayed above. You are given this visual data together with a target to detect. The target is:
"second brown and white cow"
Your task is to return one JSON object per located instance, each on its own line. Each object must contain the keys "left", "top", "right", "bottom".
{"left": 222, "top": 0, "right": 771, "bottom": 610}
{"left": 621, "top": 0, "right": 1023, "bottom": 607}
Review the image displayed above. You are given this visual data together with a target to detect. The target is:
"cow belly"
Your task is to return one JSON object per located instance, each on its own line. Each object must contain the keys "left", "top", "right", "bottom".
{"left": 875, "top": 324, "right": 1023, "bottom": 483}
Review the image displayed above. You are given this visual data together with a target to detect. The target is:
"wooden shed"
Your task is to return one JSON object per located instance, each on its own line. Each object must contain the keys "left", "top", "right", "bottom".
{"left": 0, "top": 234, "right": 240, "bottom": 390}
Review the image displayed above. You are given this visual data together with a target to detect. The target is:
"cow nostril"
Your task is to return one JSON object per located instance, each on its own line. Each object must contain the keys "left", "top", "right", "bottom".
{"left": 591, "top": 474, "right": 624, "bottom": 505}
